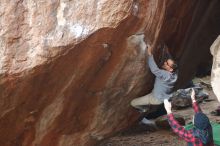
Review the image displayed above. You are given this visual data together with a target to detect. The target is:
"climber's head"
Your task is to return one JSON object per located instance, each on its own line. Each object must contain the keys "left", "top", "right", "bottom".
{"left": 157, "top": 43, "right": 178, "bottom": 72}
{"left": 193, "top": 112, "right": 211, "bottom": 130}
{"left": 192, "top": 112, "right": 213, "bottom": 144}
{"left": 161, "top": 59, "right": 177, "bottom": 72}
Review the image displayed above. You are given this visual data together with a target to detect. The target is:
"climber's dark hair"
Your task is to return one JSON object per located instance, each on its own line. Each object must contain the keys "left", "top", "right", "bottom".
{"left": 158, "top": 43, "right": 178, "bottom": 70}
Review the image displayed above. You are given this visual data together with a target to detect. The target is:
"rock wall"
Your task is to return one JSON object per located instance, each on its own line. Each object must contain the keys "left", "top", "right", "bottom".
{"left": 0, "top": 0, "right": 220, "bottom": 146}
{"left": 175, "top": 0, "right": 220, "bottom": 88}
{"left": 210, "top": 35, "right": 220, "bottom": 102}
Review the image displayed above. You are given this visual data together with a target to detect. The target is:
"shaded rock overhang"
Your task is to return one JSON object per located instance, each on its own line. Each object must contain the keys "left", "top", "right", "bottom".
{"left": 0, "top": 0, "right": 220, "bottom": 146}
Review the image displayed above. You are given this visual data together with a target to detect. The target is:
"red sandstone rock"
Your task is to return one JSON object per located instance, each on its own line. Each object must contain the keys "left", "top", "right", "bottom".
{"left": 0, "top": 0, "right": 220, "bottom": 146}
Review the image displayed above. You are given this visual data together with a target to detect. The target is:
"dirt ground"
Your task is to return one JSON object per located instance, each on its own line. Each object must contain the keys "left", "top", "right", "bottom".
{"left": 98, "top": 77, "right": 220, "bottom": 146}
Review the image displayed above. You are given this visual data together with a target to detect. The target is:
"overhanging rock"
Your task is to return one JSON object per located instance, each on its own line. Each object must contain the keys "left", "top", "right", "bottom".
{"left": 1, "top": 0, "right": 220, "bottom": 146}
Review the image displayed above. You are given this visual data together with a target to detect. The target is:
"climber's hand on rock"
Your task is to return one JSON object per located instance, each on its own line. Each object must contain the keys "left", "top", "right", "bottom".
{"left": 191, "top": 88, "right": 196, "bottom": 103}
{"left": 164, "top": 99, "right": 172, "bottom": 114}
{"left": 147, "top": 44, "right": 152, "bottom": 55}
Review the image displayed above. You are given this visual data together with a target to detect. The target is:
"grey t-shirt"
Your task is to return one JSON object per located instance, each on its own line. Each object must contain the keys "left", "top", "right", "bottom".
{"left": 148, "top": 55, "right": 178, "bottom": 101}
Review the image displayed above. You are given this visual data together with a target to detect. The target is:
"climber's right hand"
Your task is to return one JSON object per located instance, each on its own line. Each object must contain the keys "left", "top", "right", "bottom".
{"left": 147, "top": 44, "right": 152, "bottom": 55}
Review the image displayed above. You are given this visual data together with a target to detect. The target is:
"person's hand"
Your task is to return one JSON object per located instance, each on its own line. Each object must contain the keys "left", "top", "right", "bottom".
{"left": 191, "top": 88, "right": 196, "bottom": 103}
{"left": 164, "top": 99, "right": 172, "bottom": 114}
{"left": 147, "top": 44, "right": 152, "bottom": 55}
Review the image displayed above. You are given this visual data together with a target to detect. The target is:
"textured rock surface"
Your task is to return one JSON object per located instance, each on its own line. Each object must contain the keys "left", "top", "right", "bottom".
{"left": 210, "top": 35, "right": 220, "bottom": 102}
{"left": 0, "top": 0, "right": 220, "bottom": 146}
{"left": 175, "top": 0, "right": 220, "bottom": 88}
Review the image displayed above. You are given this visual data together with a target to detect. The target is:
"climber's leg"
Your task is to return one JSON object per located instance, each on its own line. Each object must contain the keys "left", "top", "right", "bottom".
{"left": 130, "top": 93, "right": 162, "bottom": 112}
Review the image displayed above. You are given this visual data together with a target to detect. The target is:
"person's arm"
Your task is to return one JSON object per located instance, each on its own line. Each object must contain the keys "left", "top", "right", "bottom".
{"left": 192, "top": 102, "right": 201, "bottom": 113}
{"left": 164, "top": 99, "right": 194, "bottom": 142}
{"left": 191, "top": 88, "right": 202, "bottom": 113}
{"left": 147, "top": 44, "right": 170, "bottom": 81}
{"left": 147, "top": 45, "right": 161, "bottom": 75}
{"left": 167, "top": 113, "right": 194, "bottom": 142}
{"left": 148, "top": 55, "right": 170, "bottom": 81}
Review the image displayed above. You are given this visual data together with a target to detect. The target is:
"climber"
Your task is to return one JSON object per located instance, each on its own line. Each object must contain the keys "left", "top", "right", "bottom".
{"left": 130, "top": 43, "right": 178, "bottom": 113}
{"left": 164, "top": 89, "right": 214, "bottom": 146}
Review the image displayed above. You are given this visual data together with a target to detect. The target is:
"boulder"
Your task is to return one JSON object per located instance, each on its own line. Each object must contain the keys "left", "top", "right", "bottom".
{"left": 1, "top": 0, "right": 220, "bottom": 146}
{"left": 210, "top": 35, "right": 220, "bottom": 102}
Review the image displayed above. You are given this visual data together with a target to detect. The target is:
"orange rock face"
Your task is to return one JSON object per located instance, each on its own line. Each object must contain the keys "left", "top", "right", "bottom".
{"left": 1, "top": 0, "right": 220, "bottom": 146}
